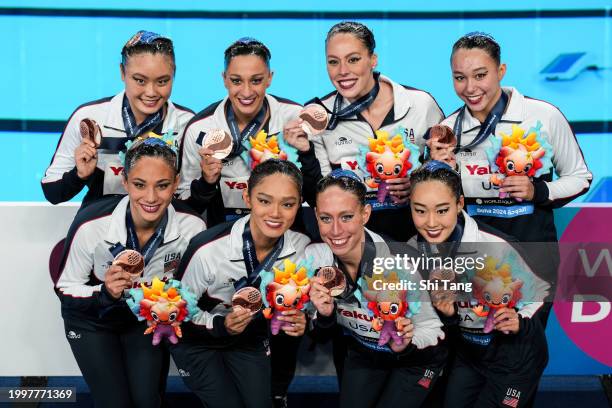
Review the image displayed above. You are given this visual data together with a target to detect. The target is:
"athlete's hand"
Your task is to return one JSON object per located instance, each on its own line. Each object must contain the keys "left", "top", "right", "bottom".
{"left": 309, "top": 278, "right": 334, "bottom": 317}
{"left": 386, "top": 177, "right": 411, "bottom": 204}
{"left": 426, "top": 136, "right": 457, "bottom": 169}
{"left": 433, "top": 300, "right": 456, "bottom": 317}
{"left": 75, "top": 139, "right": 98, "bottom": 180}
{"left": 198, "top": 147, "right": 223, "bottom": 184}
{"left": 494, "top": 307, "right": 520, "bottom": 334}
{"left": 278, "top": 309, "right": 307, "bottom": 337}
{"left": 389, "top": 317, "right": 414, "bottom": 352}
{"left": 283, "top": 119, "right": 310, "bottom": 152}
{"left": 224, "top": 306, "right": 255, "bottom": 335}
{"left": 499, "top": 176, "right": 534, "bottom": 201}
{"left": 104, "top": 264, "right": 133, "bottom": 299}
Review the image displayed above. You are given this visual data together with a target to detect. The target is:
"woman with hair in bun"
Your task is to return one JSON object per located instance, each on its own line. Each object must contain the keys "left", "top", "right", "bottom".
{"left": 172, "top": 160, "right": 311, "bottom": 408}
{"left": 407, "top": 161, "right": 550, "bottom": 407}
{"left": 428, "top": 33, "right": 593, "bottom": 344}
{"left": 54, "top": 136, "right": 206, "bottom": 407}
{"left": 307, "top": 169, "right": 447, "bottom": 407}
{"left": 42, "top": 30, "right": 194, "bottom": 206}
{"left": 429, "top": 32, "right": 591, "bottom": 244}
{"left": 298, "top": 21, "right": 444, "bottom": 241}
{"left": 178, "top": 38, "right": 320, "bottom": 407}
{"left": 178, "top": 37, "right": 320, "bottom": 226}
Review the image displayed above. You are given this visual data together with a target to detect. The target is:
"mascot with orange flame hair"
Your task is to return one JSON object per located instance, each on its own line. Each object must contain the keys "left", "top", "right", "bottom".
{"left": 358, "top": 126, "right": 419, "bottom": 203}
{"left": 472, "top": 257, "right": 523, "bottom": 333}
{"left": 362, "top": 271, "right": 410, "bottom": 346}
{"left": 259, "top": 258, "right": 315, "bottom": 335}
{"left": 127, "top": 277, "right": 198, "bottom": 345}
{"left": 241, "top": 130, "right": 299, "bottom": 169}
{"left": 486, "top": 121, "right": 552, "bottom": 200}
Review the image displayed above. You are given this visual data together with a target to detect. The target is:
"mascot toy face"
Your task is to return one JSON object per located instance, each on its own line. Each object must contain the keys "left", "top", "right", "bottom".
{"left": 143, "top": 297, "right": 186, "bottom": 325}
{"left": 497, "top": 144, "right": 545, "bottom": 178}
{"left": 366, "top": 148, "right": 411, "bottom": 181}
{"left": 471, "top": 256, "right": 524, "bottom": 333}
{"left": 268, "top": 279, "right": 310, "bottom": 312}
{"left": 473, "top": 275, "right": 522, "bottom": 310}
{"left": 260, "top": 258, "right": 315, "bottom": 335}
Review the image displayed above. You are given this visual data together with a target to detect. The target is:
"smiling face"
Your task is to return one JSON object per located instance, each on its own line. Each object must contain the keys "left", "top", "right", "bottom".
{"left": 223, "top": 54, "right": 272, "bottom": 124}
{"left": 121, "top": 53, "right": 174, "bottom": 124}
{"left": 482, "top": 278, "right": 514, "bottom": 308}
{"left": 122, "top": 156, "right": 179, "bottom": 229}
{"left": 269, "top": 281, "right": 305, "bottom": 311}
{"left": 451, "top": 47, "right": 506, "bottom": 123}
{"left": 410, "top": 180, "right": 464, "bottom": 244}
{"left": 316, "top": 185, "right": 371, "bottom": 260}
{"left": 243, "top": 173, "right": 300, "bottom": 242}
{"left": 326, "top": 33, "right": 378, "bottom": 102}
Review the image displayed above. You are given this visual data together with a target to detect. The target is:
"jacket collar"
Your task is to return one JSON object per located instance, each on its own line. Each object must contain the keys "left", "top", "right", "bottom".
{"left": 460, "top": 210, "right": 479, "bottom": 243}
{"left": 104, "top": 90, "right": 180, "bottom": 135}
{"left": 105, "top": 196, "right": 181, "bottom": 245}
{"left": 458, "top": 87, "right": 524, "bottom": 134}
{"left": 213, "top": 94, "right": 285, "bottom": 136}
{"left": 317, "top": 74, "right": 412, "bottom": 122}
{"left": 228, "top": 215, "right": 297, "bottom": 261}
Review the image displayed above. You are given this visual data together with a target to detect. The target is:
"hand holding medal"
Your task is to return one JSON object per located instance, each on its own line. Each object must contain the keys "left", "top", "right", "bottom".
{"left": 75, "top": 118, "right": 101, "bottom": 179}
{"left": 281, "top": 104, "right": 329, "bottom": 153}
{"left": 232, "top": 287, "right": 263, "bottom": 313}
{"left": 429, "top": 268, "right": 457, "bottom": 303}
{"left": 299, "top": 104, "right": 329, "bottom": 136}
{"left": 428, "top": 125, "right": 457, "bottom": 169}
{"left": 316, "top": 266, "right": 346, "bottom": 297}
{"left": 202, "top": 129, "right": 233, "bottom": 159}
{"left": 105, "top": 250, "right": 145, "bottom": 299}
{"left": 198, "top": 129, "right": 232, "bottom": 184}
{"left": 113, "top": 249, "right": 145, "bottom": 283}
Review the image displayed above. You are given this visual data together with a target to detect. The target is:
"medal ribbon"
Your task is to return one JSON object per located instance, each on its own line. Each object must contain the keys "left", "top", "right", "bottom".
{"left": 226, "top": 99, "right": 268, "bottom": 157}
{"left": 234, "top": 221, "right": 285, "bottom": 290}
{"left": 327, "top": 72, "right": 381, "bottom": 130}
{"left": 121, "top": 94, "right": 164, "bottom": 139}
{"left": 453, "top": 91, "right": 508, "bottom": 152}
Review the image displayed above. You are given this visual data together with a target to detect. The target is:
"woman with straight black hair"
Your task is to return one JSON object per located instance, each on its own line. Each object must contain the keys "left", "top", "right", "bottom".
{"left": 43, "top": 30, "right": 194, "bottom": 206}
{"left": 172, "top": 159, "right": 311, "bottom": 408}
{"left": 408, "top": 161, "right": 550, "bottom": 407}
{"left": 54, "top": 136, "right": 205, "bottom": 407}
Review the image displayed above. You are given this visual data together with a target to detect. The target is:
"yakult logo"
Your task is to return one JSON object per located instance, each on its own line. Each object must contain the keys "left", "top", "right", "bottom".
{"left": 465, "top": 164, "right": 492, "bottom": 175}
{"left": 225, "top": 181, "right": 248, "bottom": 190}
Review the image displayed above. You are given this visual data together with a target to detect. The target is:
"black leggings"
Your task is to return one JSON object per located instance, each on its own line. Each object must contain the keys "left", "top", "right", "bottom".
{"left": 444, "top": 353, "right": 542, "bottom": 408}
{"left": 171, "top": 341, "right": 272, "bottom": 408}
{"left": 270, "top": 333, "right": 302, "bottom": 397}
{"left": 64, "top": 319, "right": 164, "bottom": 408}
{"left": 339, "top": 348, "right": 444, "bottom": 408}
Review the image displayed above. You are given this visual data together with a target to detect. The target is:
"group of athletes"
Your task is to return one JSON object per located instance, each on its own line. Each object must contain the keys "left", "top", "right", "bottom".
{"left": 43, "top": 20, "right": 592, "bottom": 408}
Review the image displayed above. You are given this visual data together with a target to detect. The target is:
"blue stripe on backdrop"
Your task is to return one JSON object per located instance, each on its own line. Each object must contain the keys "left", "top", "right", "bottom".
{"left": 1, "top": 1, "right": 611, "bottom": 12}
{"left": 1, "top": 132, "right": 86, "bottom": 202}
{"left": 2, "top": 16, "right": 612, "bottom": 122}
